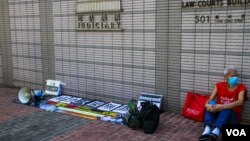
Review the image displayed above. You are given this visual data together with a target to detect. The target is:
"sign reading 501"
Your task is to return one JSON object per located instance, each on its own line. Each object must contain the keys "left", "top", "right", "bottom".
{"left": 195, "top": 15, "right": 210, "bottom": 24}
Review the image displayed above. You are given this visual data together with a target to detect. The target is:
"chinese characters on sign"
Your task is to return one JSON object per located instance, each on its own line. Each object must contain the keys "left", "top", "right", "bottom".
{"left": 77, "top": 13, "right": 122, "bottom": 31}
{"left": 194, "top": 14, "right": 245, "bottom": 24}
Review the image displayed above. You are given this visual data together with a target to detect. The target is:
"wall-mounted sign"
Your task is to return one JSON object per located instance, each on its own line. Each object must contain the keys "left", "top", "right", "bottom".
{"left": 182, "top": 0, "right": 248, "bottom": 24}
{"left": 194, "top": 14, "right": 245, "bottom": 24}
{"left": 77, "top": 13, "right": 122, "bottom": 31}
{"left": 182, "top": 0, "right": 250, "bottom": 9}
{"left": 76, "top": 0, "right": 123, "bottom": 31}
{"left": 76, "top": 0, "right": 121, "bottom": 13}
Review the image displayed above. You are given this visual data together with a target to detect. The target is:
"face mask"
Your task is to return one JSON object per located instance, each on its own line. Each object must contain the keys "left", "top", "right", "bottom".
{"left": 228, "top": 76, "right": 239, "bottom": 87}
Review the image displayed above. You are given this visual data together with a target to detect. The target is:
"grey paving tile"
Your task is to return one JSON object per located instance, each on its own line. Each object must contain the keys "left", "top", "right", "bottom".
{"left": 0, "top": 111, "right": 90, "bottom": 141}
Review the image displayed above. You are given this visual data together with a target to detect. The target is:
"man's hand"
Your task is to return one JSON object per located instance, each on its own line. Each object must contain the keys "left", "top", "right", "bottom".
{"left": 213, "top": 104, "right": 224, "bottom": 111}
{"left": 205, "top": 104, "right": 215, "bottom": 113}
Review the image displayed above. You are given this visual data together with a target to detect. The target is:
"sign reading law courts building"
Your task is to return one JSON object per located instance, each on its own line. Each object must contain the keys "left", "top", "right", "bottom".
{"left": 76, "top": 0, "right": 122, "bottom": 31}
{"left": 181, "top": 0, "right": 249, "bottom": 49}
{"left": 182, "top": 0, "right": 249, "bottom": 24}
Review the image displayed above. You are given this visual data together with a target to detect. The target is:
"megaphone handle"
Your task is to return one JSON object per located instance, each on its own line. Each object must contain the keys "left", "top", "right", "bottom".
{"left": 31, "top": 89, "right": 35, "bottom": 96}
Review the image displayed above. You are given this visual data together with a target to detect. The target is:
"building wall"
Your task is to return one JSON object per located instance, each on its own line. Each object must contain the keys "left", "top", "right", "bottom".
{"left": 0, "top": 1, "right": 4, "bottom": 84}
{"left": 7, "top": 0, "right": 42, "bottom": 89}
{"left": 1, "top": 0, "right": 250, "bottom": 123}
{"left": 180, "top": 0, "right": 250, "bottom": 123}
{"left": 52, "top": 0, "right": 157, "bottom": 104}
{"left": 0, "top": 0, "right": 13, "bottom": 86}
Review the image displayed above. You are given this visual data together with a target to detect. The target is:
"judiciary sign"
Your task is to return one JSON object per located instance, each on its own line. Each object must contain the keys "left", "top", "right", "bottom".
{"left": 76, "top": 0, "right": 123, "bottom": 31}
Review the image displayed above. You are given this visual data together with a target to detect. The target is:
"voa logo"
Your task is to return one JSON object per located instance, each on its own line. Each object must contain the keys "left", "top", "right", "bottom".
{"left": 226, "top": 129, "right": 246, "bottom": 136}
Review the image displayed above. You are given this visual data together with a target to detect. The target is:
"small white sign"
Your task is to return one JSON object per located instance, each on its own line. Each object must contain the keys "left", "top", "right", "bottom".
{"left": 45, "top": 80, "right": 62, "bottom": 96}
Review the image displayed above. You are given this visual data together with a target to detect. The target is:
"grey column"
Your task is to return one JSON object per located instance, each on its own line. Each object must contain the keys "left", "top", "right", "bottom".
{"left": 39, "top": 0, "right": 55, "bottom": 82}
{"left": 0, "top": 0, "right": 13, "bottom": 86}
{"left": 166, "top": 0, "right": 182, "bottom": 113}
{"left": 156, "top": 0, "right": 182, "bottom": 112}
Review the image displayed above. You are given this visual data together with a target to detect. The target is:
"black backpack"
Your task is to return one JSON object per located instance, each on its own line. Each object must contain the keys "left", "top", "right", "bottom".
{"left": 124, "top": 98, "right": 141, "bottom": 130}
{"left": 139, "top": 101, "right": 160, "bottom": 134}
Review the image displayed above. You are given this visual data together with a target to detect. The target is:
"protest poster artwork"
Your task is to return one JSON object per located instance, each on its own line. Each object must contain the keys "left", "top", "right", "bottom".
{"left": 112, "top": 105, "right": 128, "bottom": 114}
{"left": 86, "top": 100, "right": 106, "bottom": 109}
{"left": 70, "top": 98, "right": 91, "bottom": 106}
{"left": 97, "top": 102, "right": 121, "bottom": 111}
{"left": 48, "top": 95, "right": 73, "bottom": 104}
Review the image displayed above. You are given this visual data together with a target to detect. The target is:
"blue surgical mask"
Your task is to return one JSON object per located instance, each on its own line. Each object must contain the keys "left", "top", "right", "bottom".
{"left": 228, "top": 76, "right": 239, "bottom": 87}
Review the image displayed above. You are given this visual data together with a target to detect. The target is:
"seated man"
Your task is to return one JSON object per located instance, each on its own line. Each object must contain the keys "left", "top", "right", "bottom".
{"left": 198, "top": 66, "right": 247, "bottom": 141}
